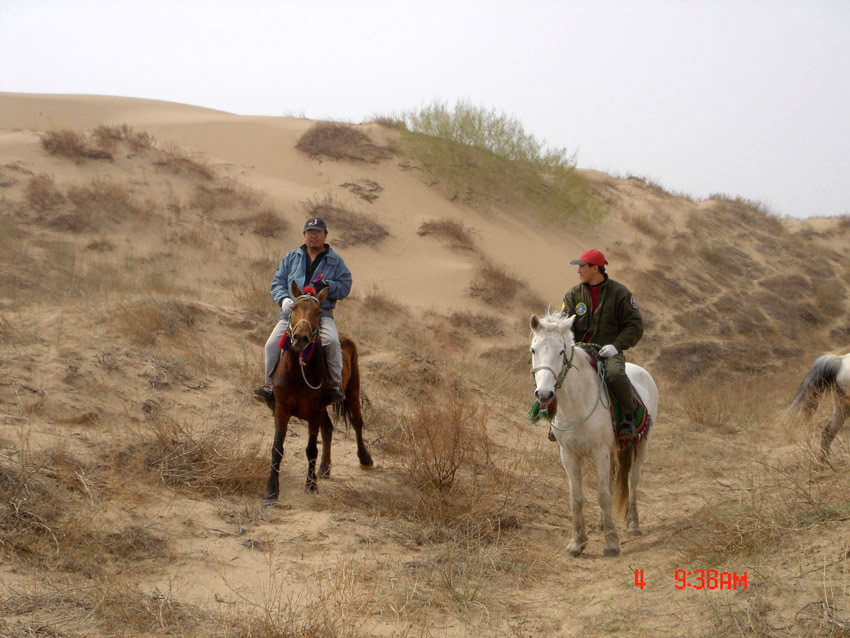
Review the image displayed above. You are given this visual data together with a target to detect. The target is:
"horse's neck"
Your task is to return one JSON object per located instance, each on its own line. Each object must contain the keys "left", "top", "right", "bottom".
{"left": 279, "top": 345, "right": 326, "bottom": 380}
{"left": 557, "top": 348, "right": 600, "bottom": 407}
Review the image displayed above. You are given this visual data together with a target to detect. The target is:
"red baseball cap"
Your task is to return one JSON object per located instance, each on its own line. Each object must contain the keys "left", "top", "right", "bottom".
{"left": 569, "top": 249, "right": 608, "bottom": 267}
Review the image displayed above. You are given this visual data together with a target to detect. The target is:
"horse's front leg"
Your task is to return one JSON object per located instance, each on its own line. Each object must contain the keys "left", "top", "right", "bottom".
{"left": 593, "top": 447, "right": 620, "bottom": 557}
{"left": 318, "top": 411, "right": 333, "bottom": 478}
{"left": 305, "top": 415, "right": 322, "bottom": 492}
{"left": 560, "top": 448, "right": 587, "bottom": 557}
{"left": 264, "top": 407, "right": 291, "bottom": 504}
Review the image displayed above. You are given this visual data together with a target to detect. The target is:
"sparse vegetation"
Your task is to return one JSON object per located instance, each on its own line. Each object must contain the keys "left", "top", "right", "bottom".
{"left": 39, "top": 129, "right": 113, "bottom": 162}
{"left": 296, "top": 122, "right": 392, "bottom": 162}
{"left": 2, "top": 108, "right": 849, "bottom": 638}
{"left": 301, "top": 192, "right": 389, "bottom": 247}
{"left": 417, "top": 217, "right": 475, "bottom": 250}
{"left": 398, "top": 100, "right": 606, "bottom": 224}
{"left": 469, "top": 259, "right": 544, "bottom": 309}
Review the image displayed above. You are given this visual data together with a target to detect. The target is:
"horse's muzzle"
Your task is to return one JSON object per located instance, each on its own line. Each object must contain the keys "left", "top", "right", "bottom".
{"left": 535, "top": 388, "right": 554, "bottom": 403}
{"left": 290, "top": 334, "right": 310, "bottom": 352}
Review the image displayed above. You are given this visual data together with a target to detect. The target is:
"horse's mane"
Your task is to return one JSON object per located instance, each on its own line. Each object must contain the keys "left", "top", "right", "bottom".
{"left": 535, "top": 311, "right": 575, "bottom": 340}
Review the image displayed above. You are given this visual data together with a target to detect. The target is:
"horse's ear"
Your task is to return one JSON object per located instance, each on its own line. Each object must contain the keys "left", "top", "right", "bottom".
{"left": 291, "top": 281, "right": 302, "bottom": 298}
{"left": 316, "top": 287, "right": 329, "bottom": 303}
{"left": 529, "top": 315, "right": 540, "bottom": 332}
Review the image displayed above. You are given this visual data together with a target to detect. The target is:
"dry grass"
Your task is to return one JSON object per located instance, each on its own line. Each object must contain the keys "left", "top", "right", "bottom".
{"left": 112, "top": 298, "right": 199, "bottom": 346}
{"left": 417, "top": 217, "right": 475, "bottom": 250}
{"left": 39, "top": 129, "right": 113, "bottom": 163}
{"left": 190, "top": 180, "right": 264, "bottom": 215}
{"left": 153, "top": 143, "right": 215, "bottom": 180}
{"left": 91, "top": 123, "right": 155, "bottom": 153}
{"left": 296, "top": 122, "right": 391, "bottom": 163}
{"left": 469, "top": 259, "right": 544, "bottom": 309}
{"left": 622, "top": 208, "right": 671, "bottom": 238}
{"left": 301, "top": 192, "right": 389, "bottom": 247}
{"left": 141, "top": 415, "right": 268, "bottom": 496}
{"left": 25, "top": 173, "right": 66, "bottom": 211}
{"left": 241, "top": 204, "right": 291, "bottom": 238}
{"left": 66, "top": 176, "right": 143, "bottom": 226}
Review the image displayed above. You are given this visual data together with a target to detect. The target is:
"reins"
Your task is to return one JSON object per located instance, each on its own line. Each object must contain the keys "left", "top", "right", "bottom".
{"left": 285, "top": 294, "right": 324, "bottom": 390}
{"left": 529, "top": 341, "right": 611, "bottom": 430}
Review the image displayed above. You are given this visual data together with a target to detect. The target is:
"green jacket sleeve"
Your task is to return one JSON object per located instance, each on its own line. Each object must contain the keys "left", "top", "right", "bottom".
{"left": 611, "top": 289, "right": 643, "bottom": 352}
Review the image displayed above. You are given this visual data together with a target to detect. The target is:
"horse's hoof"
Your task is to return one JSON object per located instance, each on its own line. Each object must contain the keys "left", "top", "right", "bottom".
{"left": 305, "top": 481, "right": 318, "bottom": 493}
{"left": 261, "top": 497, "right": 277, "bottom": 508}
{"left": 603, "top": 547, "right": 621, "bottom": 557}
{"left": 318, "top": 467, "right": 331, "bottom": 479}
{"left": 359, "top": 455, "right": 374, "bottom": 468}
{"left": 627, "top": 527, "right": 643, "bottom": 537}
{"left": 567, "top": 541, "right": 586, "bottom": 557}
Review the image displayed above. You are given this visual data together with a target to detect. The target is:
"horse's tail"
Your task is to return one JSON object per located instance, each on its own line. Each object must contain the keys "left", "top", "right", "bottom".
{"left": 332, "top": 337, "right": 361, "bottom": 428}
{"left": 613, "top": 444, "right": 634, "bottom": 520}
{"left": 790, "top": 355, "right": 842, "bottom": 415}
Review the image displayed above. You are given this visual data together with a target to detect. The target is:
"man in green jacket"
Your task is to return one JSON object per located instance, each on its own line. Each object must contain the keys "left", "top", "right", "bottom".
{"left": 559, "top": 248, "right": 644, "bottom": 442}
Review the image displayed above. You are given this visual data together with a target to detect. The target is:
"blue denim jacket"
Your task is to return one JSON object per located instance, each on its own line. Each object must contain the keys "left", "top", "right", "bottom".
{"left": 270, "top": 244, "right": 352, "bottom": 319}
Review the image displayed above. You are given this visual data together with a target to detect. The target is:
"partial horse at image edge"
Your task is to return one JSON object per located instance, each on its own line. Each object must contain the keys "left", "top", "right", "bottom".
{"left": 790, "top": 352, "right": 850, "bottom": 460}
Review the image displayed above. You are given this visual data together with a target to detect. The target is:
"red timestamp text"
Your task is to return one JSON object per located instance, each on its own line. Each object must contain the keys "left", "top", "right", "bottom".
{"left": 674, "top": 569, "right": 747, "bottom": 590}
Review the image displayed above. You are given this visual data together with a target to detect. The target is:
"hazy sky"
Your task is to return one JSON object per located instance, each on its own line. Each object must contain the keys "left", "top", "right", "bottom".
{"left": 2, "top": 0, "right": 848, "bottom": 218}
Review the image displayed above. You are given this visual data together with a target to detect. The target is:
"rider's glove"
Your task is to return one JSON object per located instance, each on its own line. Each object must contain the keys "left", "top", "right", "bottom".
{"left": 599, "top": 344, "right": 618, "bottom": 358}
{"left": 312, "top": 279, "right": 328, "bottom": 292}
{"left": 281, "top": 298, "right": 293, "bottom": 313}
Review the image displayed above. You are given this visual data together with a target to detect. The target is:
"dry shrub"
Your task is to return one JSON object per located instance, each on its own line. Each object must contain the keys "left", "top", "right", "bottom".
{"left": 240, "top": 204, "right": 290, "bottom": 238}
{"left": 449, "top": 310, "right": 503, "bottom": 337}
{"left": 417, "top": 217, "right": 475, "bottom": 250}
{"left": 0, "top": 578, "right": 207, "bottom": 636}
{"left": 0, "top": 460, "right": 63, "bottom": 563}
{"left": 191, "top": 180, "right": 263, "bottom": 214}
{"left": 340, "top": 179, "right": 383, "bottom": 202}
{"left": 675, "top": 454, "right": 850, "bottom": 564}
{"left": 296, "top": 122, "right": 391, "bottom": 163}
{"left": 622, "top": 209, "right": 670, "bottom": 238}
{"left": 302, "top": 192, "right": 389, "bottom": 247}
{"left": 231, "top": 257, "right": 280, "bottom": 315}
{"left": 91, "top": 123, "right": 155, "bottom": 153}
{"left": 113, "top": 298, "right": 198, "bottom": 346}
{"left": 153, "top": 143, "right": 214, "bottom": 180}
{"left": 470, "top": 259, "right": 543, "bottom": 308}
{"left": 67, "top": 176, "right": 142, "bottom": 222}
{"left": 25, "top": 173, "right": 66, "bottom": 211}
{"left": 142, "top": 415, "right": 268, "bottom": 496}
{"left": 86, "top": 237, "right": 116, "bottom": 252}
{"left": 39, "top": 129, "right": 113, "bottom": 162}
{"left": 397, "top": 394, "right": 488, "bottom": 492}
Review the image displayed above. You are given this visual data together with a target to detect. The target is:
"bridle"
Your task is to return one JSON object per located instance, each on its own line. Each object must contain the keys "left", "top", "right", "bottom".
{"left": 530, "top": 338, "right": 575, "bottom": 391}
{"left": 286, "top": 294, "right": 323, "bottom": 390}
{"left": 530, "top": 338, "right": 610, "bottom": 432}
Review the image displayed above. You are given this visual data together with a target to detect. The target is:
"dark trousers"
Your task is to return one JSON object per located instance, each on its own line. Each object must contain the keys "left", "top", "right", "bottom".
{"left": 604, "top": 354, "right": 635, "bottom": 420}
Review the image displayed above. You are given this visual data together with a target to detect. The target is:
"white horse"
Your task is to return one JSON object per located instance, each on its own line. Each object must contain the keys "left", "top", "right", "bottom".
{"left": 529, "top": 312, "right": 658, "bottom": 557}
{"left": 790, "top": 352, "right": 850, "bottom": 460}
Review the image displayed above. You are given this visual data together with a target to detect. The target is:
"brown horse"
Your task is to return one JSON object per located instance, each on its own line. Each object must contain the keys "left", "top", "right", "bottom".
{"left": 264, "top": 281, "right": 373, "bottom": 504}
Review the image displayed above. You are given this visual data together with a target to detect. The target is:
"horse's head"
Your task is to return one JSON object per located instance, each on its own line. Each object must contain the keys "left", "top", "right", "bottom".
{"left": 288, "top": 281, "right": 328, "bottom": 352}
{"left": 529, "top": 313, "right": 576, "bottom": 403}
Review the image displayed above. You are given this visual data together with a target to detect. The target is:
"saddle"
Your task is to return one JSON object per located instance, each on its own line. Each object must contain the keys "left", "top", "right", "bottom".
{"left": 584, "top": 348, "right": 652, "bottom": 443}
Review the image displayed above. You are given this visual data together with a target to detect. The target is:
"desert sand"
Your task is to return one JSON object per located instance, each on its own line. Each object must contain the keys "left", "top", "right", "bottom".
{"left": 0, "top": 92, "right": 848, "bottom": 637}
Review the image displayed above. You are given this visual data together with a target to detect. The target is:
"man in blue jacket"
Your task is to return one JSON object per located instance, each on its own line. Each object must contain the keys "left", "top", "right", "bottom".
{"left": 254, "top": 217, "right": 351, "bottom": 407}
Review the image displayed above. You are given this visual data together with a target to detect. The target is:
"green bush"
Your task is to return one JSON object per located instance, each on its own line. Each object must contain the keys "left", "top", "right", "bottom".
{"left": 399, "top": 100, "right": 605, "bottom": 224}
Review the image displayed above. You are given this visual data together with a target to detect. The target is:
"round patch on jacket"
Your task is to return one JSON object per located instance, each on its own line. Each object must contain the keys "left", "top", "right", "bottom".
{"left": 575, "top": 302, "right": 588, "bottom": 316}
{"left": 630, "top": 295, "right": 638, "bottom": 309}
